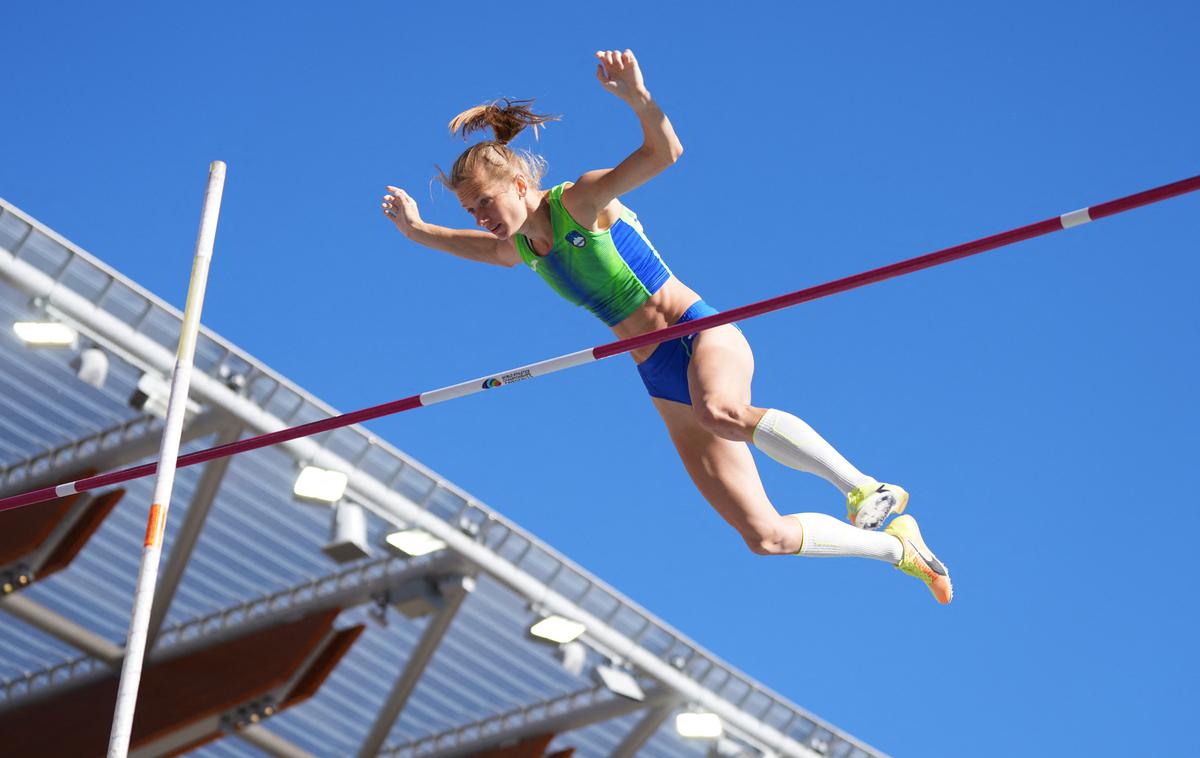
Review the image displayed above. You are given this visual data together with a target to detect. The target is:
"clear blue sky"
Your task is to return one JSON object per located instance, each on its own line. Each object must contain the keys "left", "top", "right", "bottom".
{"left": 4, "top": 2, "right": 1198, "bottom": 755}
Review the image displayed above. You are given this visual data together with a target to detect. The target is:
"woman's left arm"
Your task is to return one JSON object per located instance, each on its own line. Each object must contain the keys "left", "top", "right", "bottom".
{"left": 563, "top": 49, "right": 683, "bottom": 225}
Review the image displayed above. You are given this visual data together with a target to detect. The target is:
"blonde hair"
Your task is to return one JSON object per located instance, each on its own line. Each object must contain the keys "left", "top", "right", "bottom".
{"left": 439, "top": 98, "right": 560, "bottom": 192}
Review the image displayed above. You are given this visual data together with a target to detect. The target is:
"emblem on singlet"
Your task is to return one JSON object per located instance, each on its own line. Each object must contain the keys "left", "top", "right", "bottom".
{"left": 566, "top": 230, "right": 587, "bottom": 248}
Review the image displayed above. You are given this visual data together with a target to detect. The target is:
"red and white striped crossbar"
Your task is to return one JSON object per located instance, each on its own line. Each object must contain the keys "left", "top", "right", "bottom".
{"left": 2, "top": 174, "right": 1196, "bottom": 513}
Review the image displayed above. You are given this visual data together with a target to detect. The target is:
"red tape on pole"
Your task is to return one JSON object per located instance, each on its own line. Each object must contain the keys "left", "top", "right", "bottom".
{"left": 1, "top": 174, "right": 1196, "bottom": 513}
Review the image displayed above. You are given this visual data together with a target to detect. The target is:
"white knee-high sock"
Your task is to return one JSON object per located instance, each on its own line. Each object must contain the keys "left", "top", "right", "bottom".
{"left": 752, "top": 409, "right": 874, "bottom": 494}
{"left": 791, "top": 513, "right": 902, "bottom": 563}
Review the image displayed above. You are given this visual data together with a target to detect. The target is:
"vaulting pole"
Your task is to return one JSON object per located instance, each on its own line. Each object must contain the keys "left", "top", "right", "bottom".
{"left": 0, "top": 173, "right": 1195, "bottom": 515}
{"left": 106, "top": 161, "right": 226, "bottom": 758}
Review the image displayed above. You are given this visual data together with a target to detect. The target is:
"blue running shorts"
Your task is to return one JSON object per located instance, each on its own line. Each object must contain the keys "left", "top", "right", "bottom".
{"left": 636, "top": 300, "right": 730, "bottom": 406}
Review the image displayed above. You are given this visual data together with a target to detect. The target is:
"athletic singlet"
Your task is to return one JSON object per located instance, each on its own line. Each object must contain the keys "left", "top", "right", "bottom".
{"left": 513, "top": 182, "right": 672, "bottom": 326}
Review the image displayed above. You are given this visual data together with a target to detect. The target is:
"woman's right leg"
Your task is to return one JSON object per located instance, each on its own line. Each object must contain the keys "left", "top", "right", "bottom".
{"left": 638, "top": 334, "right": 952, "bottom": 603}
{"left": 751, "top": 408, "right": 908, "bottom": 530}
{"left": 684, "top": 323, "right": 906, "bottom": 530}
{"left": 653, "top": 397, "right": 951, "bottom": 603}
{"left": 650, "top": 396, "right": 904, "bottom": 564}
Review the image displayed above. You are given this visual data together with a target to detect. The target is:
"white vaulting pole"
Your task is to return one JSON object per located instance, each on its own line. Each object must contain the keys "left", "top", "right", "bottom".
{"left": 107, "top": 161, "right": 227, "bottom": 758}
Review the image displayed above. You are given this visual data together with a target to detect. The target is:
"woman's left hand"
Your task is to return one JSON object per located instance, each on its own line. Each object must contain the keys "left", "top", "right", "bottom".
{"left": 595, "top": 49, "right": 651, "bottom": 107}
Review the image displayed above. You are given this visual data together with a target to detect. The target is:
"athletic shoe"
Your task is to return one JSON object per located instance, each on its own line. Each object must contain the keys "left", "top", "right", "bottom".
{"left": 885, "top": 515, "right": 953, "bottom": 604}
{"left": 846, "top": 482, "right": 908, "bottom": 530}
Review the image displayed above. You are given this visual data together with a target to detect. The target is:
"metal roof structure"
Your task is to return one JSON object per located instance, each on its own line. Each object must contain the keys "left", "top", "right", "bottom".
{"left": 0, "top": 195, "right": 887, "bottom": 758}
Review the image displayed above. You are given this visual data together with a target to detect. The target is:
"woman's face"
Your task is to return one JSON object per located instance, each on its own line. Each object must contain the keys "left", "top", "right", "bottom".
{"left": 456, "top": 174, "right": 528, "bottom": 240}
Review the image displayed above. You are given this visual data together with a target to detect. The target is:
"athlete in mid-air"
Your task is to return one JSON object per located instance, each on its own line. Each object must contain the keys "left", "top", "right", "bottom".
{"left": 381, "top": 49, "right": 952, "bottom": 603}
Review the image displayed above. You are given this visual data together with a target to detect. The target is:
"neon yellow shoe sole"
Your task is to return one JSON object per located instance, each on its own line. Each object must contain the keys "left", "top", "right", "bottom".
{"left": 847, "top": 482, "right": 908, "bottom": 530}
{"left": 885, "top": 514, "right": 953, "bottom": 605}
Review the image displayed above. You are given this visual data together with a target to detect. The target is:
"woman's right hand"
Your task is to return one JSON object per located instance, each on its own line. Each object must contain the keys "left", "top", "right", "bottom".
{"left": 382, "top": 186, "right": 422, "bottom": 237}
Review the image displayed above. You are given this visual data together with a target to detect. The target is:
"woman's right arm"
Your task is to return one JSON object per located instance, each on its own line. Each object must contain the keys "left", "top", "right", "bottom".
{"left": 382, "top": 186, "right": 520, "bottom": 268}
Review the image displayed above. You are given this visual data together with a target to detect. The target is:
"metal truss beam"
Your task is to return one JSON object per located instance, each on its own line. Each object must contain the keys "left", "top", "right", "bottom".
{"left": 158, "top": 554, "right": 465, "bottom": 661}
{"left": 6, "top": 489, "right": 99, "bottom": 577}
{"left": 0, "top": 410, "right": 227, "bottom": 498}
{"left": 357, "top": 575, "right": 474, "bottom": 758}
{"left": 129, "top": 714, "right": 219, "bottom": 758}
{"left": 0, "top": 552, "right": 466, "bottom": 711}
{"left": 388, "top": 686, "right": 676, "bottom": 758}
{"left": 222, "top": 625, "right": 354, "bottom": 758}
{"left": 70, "top": 618, "right": 344, "bottom": 758}
{"left": 611, "top": 698, "right": 680, "bottom": 758}
{"left": 135, "top": 619, "right": 338, "bottom": 758}
{"left": 147, "top": 424, "right": 243, "bottom": 648}
{"left": 235, "top": 724, "right": 318, "bottom": 758}
{"left": 0, "top": 593, "right": 122, "bottom": 663}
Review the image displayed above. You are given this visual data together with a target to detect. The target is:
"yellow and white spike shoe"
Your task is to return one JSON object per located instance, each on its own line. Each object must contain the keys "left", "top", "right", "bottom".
{"left": 885, "top": 515, "right": 953, "bottom": 605}
{"left": 847, "top": 482, "right": 908, "bottom": 530}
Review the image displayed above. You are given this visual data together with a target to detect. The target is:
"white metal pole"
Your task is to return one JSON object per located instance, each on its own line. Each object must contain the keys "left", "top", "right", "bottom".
{"left": 107, "top": 161, "right": 226, "bottom": 758}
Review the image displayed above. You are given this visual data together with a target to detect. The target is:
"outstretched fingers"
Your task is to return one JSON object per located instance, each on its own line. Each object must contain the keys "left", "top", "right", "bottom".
{"left": 594, "top": 49, "right": 643, "bottom": 99}
{"left": 381, "top": 188, "right": 398, "bottom": 218}
{"left": 381, "top": 186, "right": 420, "bottom": 232}
{"left": 595, "top": 48, "right": 634, "bottom": 71}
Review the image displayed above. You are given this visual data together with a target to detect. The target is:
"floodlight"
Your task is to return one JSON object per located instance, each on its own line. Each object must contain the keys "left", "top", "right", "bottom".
{"left": 13, "top": 321, "right": 76, "bottom": 347}
{"left": 293, "top": 466, "right": 349, "bottom": 503}
{"left": 529, "top": 615, "right": 586, "bottom": 644}
{"left": 321, "top": 501, "right": 371, "bottom": 563}
{"left": 72, "top": 347, "right": 109, "bottom": 388}
{"left": 594, "top": 664, "right": 644, "bottom": 701}
{"left": 383, "top": 528, "right": 446, "bottom": 557}
{"left": 675, "top": 711, "right": 723, "bottom": 739}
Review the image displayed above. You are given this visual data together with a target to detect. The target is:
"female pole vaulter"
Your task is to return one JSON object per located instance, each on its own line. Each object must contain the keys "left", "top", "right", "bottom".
{"left": 382, "top": 49, "right": 951, "bottom": 604}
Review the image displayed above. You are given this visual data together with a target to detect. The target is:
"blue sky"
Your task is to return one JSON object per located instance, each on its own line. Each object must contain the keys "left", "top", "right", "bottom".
{"left": 4, "top": 2, "right": 1198, "bottom": 755}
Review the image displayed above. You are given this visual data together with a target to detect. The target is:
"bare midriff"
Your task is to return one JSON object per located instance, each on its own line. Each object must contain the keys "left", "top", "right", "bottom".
{"left": 523, "top": 195, "right": 701, "bottom": 363}
{"left": 610, "top": 276, "right": 702, "bottom": 364}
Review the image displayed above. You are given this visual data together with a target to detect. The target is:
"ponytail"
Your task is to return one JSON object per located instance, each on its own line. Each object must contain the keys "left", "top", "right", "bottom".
{"left": 448, "top": 98, "right": 559, "bottom": 144}
{"left": 439, "top": 98, "right": 559, "bottom": 191}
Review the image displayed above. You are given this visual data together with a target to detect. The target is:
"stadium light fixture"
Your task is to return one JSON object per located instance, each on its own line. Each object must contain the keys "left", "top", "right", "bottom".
{"left": 322, "top": 501, "right": 371, "bottom": 563}
{"left": 129, "top": 371, "right": 201, "bottom": 419}
{"left": 293, "top": 466, "right": 349, "bottom": 504}
{"left": 13, "top": 321, "right": 76, "bottom": 347}
{"left": 675, "top": 711, "right": 723, "bottom": 739}
{"left": 383, "top": 528, "right": 446, "bottom": 557}
{"left": 529, "top": 615, "right": 586, "bottom": 644}
{"left": 594, "top": 663, "right": 644, "bottom": 701}
{"left": 72, "top": 346, "right": 109, "bottom": 388}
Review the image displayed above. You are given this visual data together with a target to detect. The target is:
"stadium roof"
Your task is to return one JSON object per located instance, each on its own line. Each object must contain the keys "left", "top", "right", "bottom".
{"left": 0, "top": 196, "right": 887, "bottom": 758}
